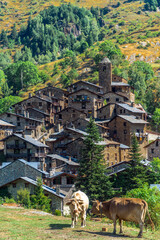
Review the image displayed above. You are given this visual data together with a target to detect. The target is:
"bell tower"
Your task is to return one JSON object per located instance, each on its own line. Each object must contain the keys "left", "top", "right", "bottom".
{"left": 99, "top": 57, "right": 112, "bottom": 93}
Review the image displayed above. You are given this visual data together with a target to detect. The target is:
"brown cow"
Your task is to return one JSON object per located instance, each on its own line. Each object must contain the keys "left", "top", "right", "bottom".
{"left": 90, "top": 197, "right": 154, "bottom": 237}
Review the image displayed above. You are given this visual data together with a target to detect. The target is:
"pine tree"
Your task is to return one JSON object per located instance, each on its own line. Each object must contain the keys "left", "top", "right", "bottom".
{"left": 112, "top": 134, "right": 149, "bottom": 193}
{"left": 76, "top": 118, "right": 113, "bottom": 202}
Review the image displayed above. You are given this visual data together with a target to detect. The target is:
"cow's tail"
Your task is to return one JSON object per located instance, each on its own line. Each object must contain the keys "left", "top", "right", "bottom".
{"left": 143, "top": 200, "right": 155, "bottom": 231}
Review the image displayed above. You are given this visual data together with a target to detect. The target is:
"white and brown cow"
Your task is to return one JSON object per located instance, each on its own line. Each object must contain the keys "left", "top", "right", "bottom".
{"left": 90, "top": 197, "right": 154, "bottom": 237}
{"left": 66, "top": 190, "right": 89, "bottom": 228}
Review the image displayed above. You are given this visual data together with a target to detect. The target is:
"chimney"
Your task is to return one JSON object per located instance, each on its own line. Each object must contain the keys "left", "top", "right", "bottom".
{"left": 22, "top": 131, "right": 25, "bottom": 138}
{"left": 56, "top": 185, "right": 60, "bottom": 195}
{"left": 131, "top": 102, "right": 135, "bottom": 107}
{"left": 26, "top": 111, "right": 30, "bottom": 118}
{"left": 57, "top": 123, "right": 61, "bottom": 132}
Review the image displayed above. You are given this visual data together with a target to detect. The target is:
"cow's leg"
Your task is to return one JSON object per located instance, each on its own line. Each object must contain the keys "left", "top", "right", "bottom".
{"left": 119, "top": 219, "right": 123, "bottom": 234}
{"left": 113, "top": 217, "right": 117, "bottom": 235}
{"left": 81, "top": 211, "right": 86, "bottom": 227}
{"left": 138, "top": 221, "right": 144, "bottom": 238}
{"left": 71, "top": 214, "right": 75, "bottom": 228}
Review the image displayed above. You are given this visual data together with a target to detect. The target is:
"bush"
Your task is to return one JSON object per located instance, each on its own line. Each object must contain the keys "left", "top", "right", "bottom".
{"left": 17, "top": 188, "right": 31, "bottom": 208}
{"left": 4, "top": 197, "right": 16, "bottom": 203}
{"left": 125, "top": 184, "right": 160, "bottom": 229}
{"left": 54, "top": 209, "right": 61, "bottom": 216}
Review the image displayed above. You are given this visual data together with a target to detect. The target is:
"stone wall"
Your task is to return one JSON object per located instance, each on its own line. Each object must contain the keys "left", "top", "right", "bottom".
{"left": 0, "top": 160, "right": 42, "bottom": 187}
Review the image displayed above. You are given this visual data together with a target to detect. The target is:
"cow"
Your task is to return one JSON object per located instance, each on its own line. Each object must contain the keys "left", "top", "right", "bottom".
{"left": 90, "top": 197, "right": 154, "bottom": 238}
{"left": 66, "top": 190, "right": 89, "bottom": 228}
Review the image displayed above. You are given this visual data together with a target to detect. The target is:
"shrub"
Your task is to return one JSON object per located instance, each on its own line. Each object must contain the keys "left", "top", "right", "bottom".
{"left": 54, "top": 209, "right": 61, "bottom": 216}
{"left": 4, "top": 197, "right": 16, "bottom": 203}
{"left": 17, "top": 188, "right": 31, "bottom": 208}
{"left": 125, "top": 184, "right": 160, "bottom": 229}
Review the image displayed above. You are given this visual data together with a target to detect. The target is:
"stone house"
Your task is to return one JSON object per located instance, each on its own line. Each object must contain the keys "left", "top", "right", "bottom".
{"left": 34, "top": 86, "right": 68, "bottom": 109}
{"left": 46, "top": 154, "right": 79, "bottom": 175}
{"left": 0, "top": 176, "right": 65, "bottom": 213}
{"left": 0, "top": 112, "right": 43, "bottom": 139}
{"left": 108, "top": 115, "right": 148, "bottom": 157}
{"left": 12, "top": 96, "right": 56, "bottom": 124}
{"left": 72, "top": 118, "right": 110, "bottom": 138}
{"left": 3, "top": 133, "right": 49, "bottom": 169}
{"left": 97, "top": 103, "right": 146, "bottom": 120}
{"left": 68, "top": 88, "right": 103, "bottom": 118}
{"left": 0, "top": 120, "right": 15, "bottom": 149}
{"left": 46, "top": 172, "right": 77, "bottom": 197}
{"left": 0, "top": 159, "right": 46, "bottom": 186}
{"left": 55, "top": 107, "right": 86, "bottom": 127}
{"left": 26, "top": 108, "right": 50, "bottom": 127}
{"left": 67, "top": 80, "right": 104, "bottom": 94}
{"left": 144, "top": 137, "right": 160, "bottom": 161}
{"left": 46, "top": 127, "right": 88, "bottom": 153}
{"left": 102, "top": 91, "right": 130, "bottom": 104}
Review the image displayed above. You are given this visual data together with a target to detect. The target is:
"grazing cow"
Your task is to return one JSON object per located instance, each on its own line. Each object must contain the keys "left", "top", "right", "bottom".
{"left": 90, "top": 197, "right": 154, "bottom": 237}
{"left": 66, "top": 190, "right": 89, "bottom": 228}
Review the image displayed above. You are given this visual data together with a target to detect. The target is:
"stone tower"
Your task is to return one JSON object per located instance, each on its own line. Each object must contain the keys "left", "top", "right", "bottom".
{"left": 99, "top": 57, "right": 112, "bottom": 93}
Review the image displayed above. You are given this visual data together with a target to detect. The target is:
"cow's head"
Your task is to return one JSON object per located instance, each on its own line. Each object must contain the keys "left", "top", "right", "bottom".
{"left": 90, "top": 200, "right": 101, "bottom": 215}
{"left": 66, "top": 199, "right": 82, "bottom": 215}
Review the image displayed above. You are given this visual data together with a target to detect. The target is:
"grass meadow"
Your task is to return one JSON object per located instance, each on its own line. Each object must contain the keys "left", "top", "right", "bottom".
{"left": 0, "top": 206, "right": 159, "bottom": 240}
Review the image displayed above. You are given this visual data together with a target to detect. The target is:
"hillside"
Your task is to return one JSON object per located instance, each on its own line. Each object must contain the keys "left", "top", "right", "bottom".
{"left": 0, "top": 205, "right": 159, "bottom": 240}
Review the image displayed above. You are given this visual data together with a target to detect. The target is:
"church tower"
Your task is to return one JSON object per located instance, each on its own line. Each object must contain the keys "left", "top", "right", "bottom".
{"left": 99, "top": 57, "right": 112, "bottom": 93}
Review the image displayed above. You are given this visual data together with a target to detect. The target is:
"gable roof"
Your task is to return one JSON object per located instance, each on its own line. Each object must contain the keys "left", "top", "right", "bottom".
{"left": 103, "top": 91, "right": 129, "bottom": 100}
{"left": 47, "top": 154, "right": 79, "bottom": 166}
{"left": 12, "top": 95, "right": 52, "bottom": 107}
{"left": 4, "top": 133, "right": 48, "bottom": 148}
{"left": 117, "top": 115, "right": 148, "bottom": 124}
{"left": 56, "top": 107, "right": 86, "bottom": 115}
{"left": 0, "top": 119, "right": 15, "bottom": 127}
{"left": 68, "top": 80, "right": 103, "bottom": 89}
{"left": 111, "top": 82, "right": 130, "bottom": 87}
{"left": 0, "top": 159, "right": 48, "bottom": 175}
{"left": 144, "top": 137, "right": 160, "bottom": 148}
{"left": 66, "top": 127, "right": 88, "bottom": 136}
{"left": 34, "top": 86, "right": 67, "bottom": 94}
{"left": 68, "top": 88, "right": 102, "bottom": 97}
{"left": 1, "top": 112, "right": 43, "bottom": 123}
{"left": 27, "top": 108, "right": 50, "bottom": 116}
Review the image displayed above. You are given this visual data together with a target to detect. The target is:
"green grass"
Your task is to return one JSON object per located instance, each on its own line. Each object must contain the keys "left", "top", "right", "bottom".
{"left": 0, "top": 206, "right": 159, "bottom": 240}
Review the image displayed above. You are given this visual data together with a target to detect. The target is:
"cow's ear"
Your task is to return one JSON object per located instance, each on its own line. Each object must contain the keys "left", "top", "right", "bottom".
{"left": 78, "top": 199, "right": 84, "bottom": 205}
{"left": 66, "top": 200, "right": 72, "bottom": 206}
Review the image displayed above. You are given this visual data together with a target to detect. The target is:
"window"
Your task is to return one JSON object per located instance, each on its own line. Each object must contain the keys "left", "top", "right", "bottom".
{"left": 7, "top": 114, "right": 10, "bottom": 117}
{"left": 106, "top": 98, "right": 110, "bottom": 102}
{"left": 14, "top": 149, "right": 20, "bottom": 154}
{"left": 124, "top": 110, "right": 126, "bottom": 113}
{"left": 59, "top": 114, "right": 62, "bottom": 120}
{"left": 115, "top": 153, "right": 117, "bottom": 161}
{"left": 156, "top": 141, "right": 159, "bottom": 147}
{"left": 124, "top": 130, "right": 127, "bottom": 134}
{"left": 27, "top": 103, "right": 31, "bottom": 106}
{"left": 82, "top": 102, "right": 86, "bottom": 109}
{"left": 114, "top": 130, "right": 117, "bottom": 135}
{"left": 151, "top": 149, "right": 154, "bottom": 154}
{"left": 17, "top": 117, "right": 20, "bottom": 121}
{"left": 120, "top": 110, "right": 122, "bottom": 114}
{"left": 123, "top": 122, "right": 126, "bottom": 127}
{"left": 116, "top": 98, "right": 119, "bottom": 102}
{"left": 107, "top": 153, "right": 109, "bottom": 161}
{"left": 103, "top": 66, "right": 106, "bottom": 71}
{"left": 15, "top": 140, "right": 19, "bottom": 146}
{"left": 12, "top": 183, "right": 16, "bottom": 188}
{"left": 39, "top": 102, "right": 42, "bottom": 107}
{"left": 17, "top": 122, "right": 21, "bottom": 126}
{"left": 25, "top": 183, "right": 29, "bottom": 188}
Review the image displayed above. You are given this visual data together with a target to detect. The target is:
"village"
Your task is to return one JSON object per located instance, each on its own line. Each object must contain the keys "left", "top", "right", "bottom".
{"left": 0, "top": 57, "right": 159, "bottom": 214}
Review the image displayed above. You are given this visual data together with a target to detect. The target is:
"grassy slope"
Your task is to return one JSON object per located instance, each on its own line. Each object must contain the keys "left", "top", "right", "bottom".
{"left": 0, "top": 206, "right": 158, "bottom": 240}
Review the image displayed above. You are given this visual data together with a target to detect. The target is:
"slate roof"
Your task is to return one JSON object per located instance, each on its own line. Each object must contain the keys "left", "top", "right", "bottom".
{"left": 2, "top": 112, "right": 43, "bottom": 123}
{"left": 117, "top": 103, "right": 146, "bottom": 113}
{"left": 68, "top": 80, "right": 103, "bottom": 89}
{"left": 47, "top": 154, "right": 79, "bottom": 166}
{"left": 0, "top": 119, "right": 15, "bottom": 127}
{"left": 0, "top": 159, "right": 48, "bottom": 175}
{"left": 68, "top": 88, "right": 102, "bottom": 97}
{"left": 66, "top": 127, "right": 88, "bottom": 136}
{"left": 27, "top": 108, "right": 50, "bottom": 116}
{"left": 19, "top": 177, "right": 65, "bottom": 198}
{"left": 12, "top": 134, "right": 49, "bottom": 148}
{"left": 111, "top": 82, "right": 130, "bottom": 87}
{"left": 118, "top": 115, "right": 148, "bottom": 124}
{"left": 120, "top": 144, "right": 130, "bottom": 149}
